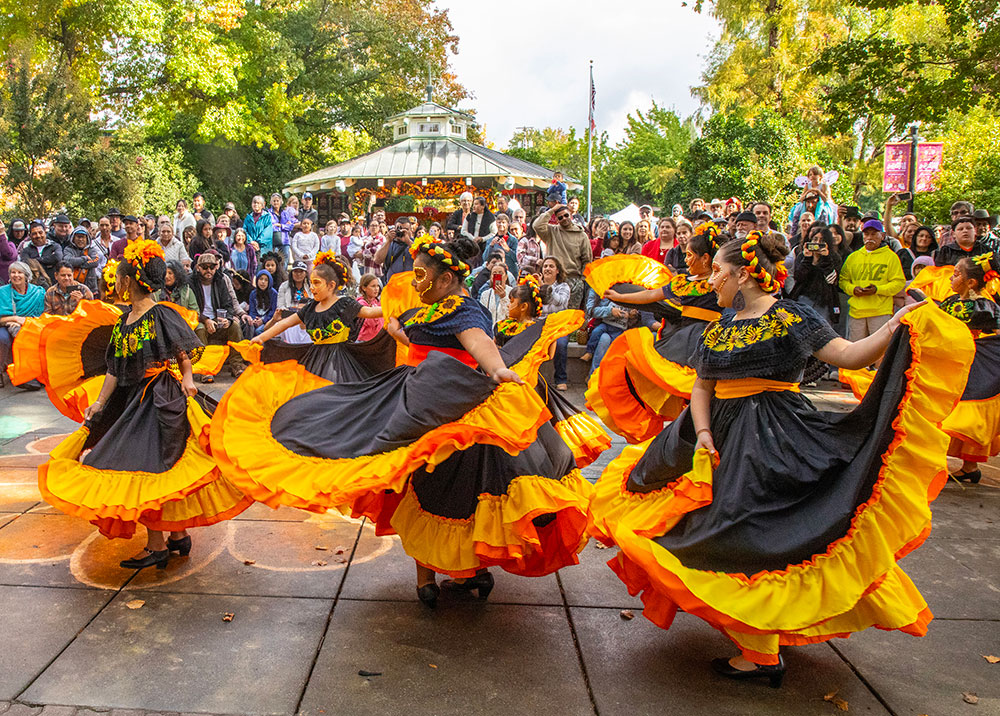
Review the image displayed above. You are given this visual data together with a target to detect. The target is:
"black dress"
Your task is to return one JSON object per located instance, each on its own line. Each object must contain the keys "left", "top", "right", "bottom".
{"left": 39, "top": 303, "right": 252, "bottom": 539}
{"left": 589, "top": 300, "right": 975, "bottom": 665}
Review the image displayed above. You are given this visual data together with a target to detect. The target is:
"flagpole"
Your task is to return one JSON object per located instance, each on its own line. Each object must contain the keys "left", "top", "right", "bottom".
{"left": 587, "top": 60, "right": 594, "bottom": 222}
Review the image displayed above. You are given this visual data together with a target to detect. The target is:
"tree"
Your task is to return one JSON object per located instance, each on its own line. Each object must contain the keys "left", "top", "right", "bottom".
{"left": 0, "top": 58, "right": 99, "bottom": 217}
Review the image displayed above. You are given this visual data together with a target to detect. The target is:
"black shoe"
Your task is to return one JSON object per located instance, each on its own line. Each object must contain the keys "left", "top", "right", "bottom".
{"left": 711, "top": 655, "right": 785, "bottom": 688}
{"left": 202, "top": 374, "right": 215, "bottom": 384}
{"left": 166, "top": 535, "right": 192, "bottom": 556}
{"left": 120, "top": 548, "right": 169, "bottom": 570}
{"left": 951, "top": 469, "right": 982, "bottom": 484}
{"left": 441, "top": 570, "right": 495, "bottom": 601}
{"left": 417, "top": 582, "right": 440, "bottom": 609}
{"left": 17, "top": 379, "right": 43, "bottom": 391}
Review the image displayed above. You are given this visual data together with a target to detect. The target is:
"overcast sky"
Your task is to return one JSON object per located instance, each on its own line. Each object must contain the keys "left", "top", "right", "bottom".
{"left": 435, "top": 0, "right": 719, "bottom": 149}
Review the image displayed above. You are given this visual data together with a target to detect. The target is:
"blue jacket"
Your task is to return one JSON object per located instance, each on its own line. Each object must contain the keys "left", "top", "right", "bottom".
{"left": 244, "top": 212, "right": 274, "bottom": 251}
{"left": 248, "top": 269, "right": 278, "bottom": 323}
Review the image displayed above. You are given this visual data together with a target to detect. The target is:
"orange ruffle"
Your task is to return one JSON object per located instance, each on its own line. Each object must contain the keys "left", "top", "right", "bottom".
{"left": 38, "top": 396, "right": 252, "bottom": 539}
{"left": 584, "top": 254, "right": 673, "bottom": 296}
{"left": 553, "top": 411, "right": 612, "bottom": 469}
{"left": 943, "top": 392, "right": 1000, "bottom": 462}
{"left": 7, "top": 313, "right": 64, "bottom": 384}
{"left": 838, "top": 367, "right": 876, "bottom": 401}
{"left": 586, "top": 328, "right": 694, "bottom": 443}
{"left": 379, "top": 470, "right": 594, "bottom": 578}
{"left": 210, "top": 359, "right": 553, "bottom": 513}
{"left": 511, "top": 310, "right": 584, "bottom": 385}
{"left": 588, "top": 304, "right": 974, "bottom": 659}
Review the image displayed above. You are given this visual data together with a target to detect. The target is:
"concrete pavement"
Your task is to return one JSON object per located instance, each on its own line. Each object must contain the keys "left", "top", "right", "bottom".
{"left": 0, "top": 377, "right": 997, "bottom": 716}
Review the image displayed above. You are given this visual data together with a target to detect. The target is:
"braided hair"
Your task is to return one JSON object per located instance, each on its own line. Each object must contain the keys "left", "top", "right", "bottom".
{"left": 312, "top": 251, "right": 351, "bottom": 287}
{"left": 717, "top": 230, "right": 789, "bottom": 294}
{"left": 120, "top": 239, "right": 167, "bottom": 294}
{"left": 960, "top": 252, "right": 1000, "bottom": 288}
{"left": 409, "top": 234, "right": 479, "bottom": 279}
{"left": 688, "top": 222, "right": 721, "bottom": 258}
{"left": 511, "top": 274, "right": 544, "bottom": 317}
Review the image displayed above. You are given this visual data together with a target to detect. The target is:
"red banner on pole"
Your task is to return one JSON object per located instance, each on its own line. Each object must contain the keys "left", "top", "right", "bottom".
{"left": 915, "top": 142, "right": 944, "bottom": 193}
{"left": 883, "top": 143, "right": 910, "bottom": 193}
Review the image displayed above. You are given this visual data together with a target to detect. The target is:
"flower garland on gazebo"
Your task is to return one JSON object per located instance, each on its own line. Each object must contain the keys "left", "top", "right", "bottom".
{"left": 353, "top": 180, "right": 498, "bottom": 213}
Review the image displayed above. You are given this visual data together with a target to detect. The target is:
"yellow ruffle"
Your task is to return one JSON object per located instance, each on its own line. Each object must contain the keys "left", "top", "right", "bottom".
{"left": 38, "top": 396, "right": 251, "bottom": 539}
{"left": 585, "top": 328, "right": 693, "bottom": 443}
{"left": 210, "top": 359, "right": 553, "bottom": 513}
{"left": 511, "top": 310, "right": 584, "bottom": 385}
{"left": 591, "top": 304, "right": 973, "bottom": 641}
{"left": 838, "top": 367, "right": 876, "bottom": 401}
{"left": 908, "top": 265, "right": 956, "bottom": 302}
{"left": 389, "top": 470, "right": 594, "bottom": 578}
{"left": 584, "top": 254, "right": 674, "bottom": 296}
{"left": 380, "top": 271, "right": 423, "bottom": 319}
{"left": 553, "top": 411, "right": 612, "bottom": 469}
{"left": 943, "top": 392, "right": 1000, "bottom": 461}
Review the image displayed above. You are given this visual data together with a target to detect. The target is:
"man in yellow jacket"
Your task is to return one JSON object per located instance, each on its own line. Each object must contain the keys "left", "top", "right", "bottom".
{"left": 839, "top": 219, "right": 906, "bottom": 342}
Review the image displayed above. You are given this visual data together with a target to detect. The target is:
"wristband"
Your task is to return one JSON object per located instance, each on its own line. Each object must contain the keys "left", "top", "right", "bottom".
{"left": 696, "top": 428, "right": 712, "bottom": 437}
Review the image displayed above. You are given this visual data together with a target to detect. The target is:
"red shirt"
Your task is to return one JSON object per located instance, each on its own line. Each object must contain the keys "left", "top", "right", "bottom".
{"left": 640, "top": 239, "right": 670, "bottom": 264}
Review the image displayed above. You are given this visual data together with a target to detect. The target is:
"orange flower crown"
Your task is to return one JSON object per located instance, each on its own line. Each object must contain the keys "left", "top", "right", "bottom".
{"left": 122, "top": 239, "right": 166, "bottom": 293}
{"left": 740, "top": 231, "right": 786, "bottom": 293}
{"left": 313, "top": 250, "right": 351, "bottom": 282}
{"left": 409, "top": 234, "right": 470, "bottom": 277}
{"left": 519, "top": 274, "right": 543, "bottom": 315}
{"left": 972, "top": 252, "right": 1000, "bottom": 283}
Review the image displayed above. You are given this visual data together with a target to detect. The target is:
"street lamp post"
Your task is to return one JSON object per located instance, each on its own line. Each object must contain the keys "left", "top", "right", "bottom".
{"left": 906, "top": 123, "right": 919, "bottom": 213}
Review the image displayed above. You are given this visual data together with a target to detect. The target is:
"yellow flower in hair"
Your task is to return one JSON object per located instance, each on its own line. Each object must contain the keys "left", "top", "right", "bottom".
{"left": 409, "top": 233, "right": 436, "bottom": 259}
{"left": 103, "top": 259, "right": 120, "bottom": 290}
{"left": 123, "top": 239, "right": 165, "bottom": 268}
{"left": 313, "top": 250, "right": 340, "bottom": 269}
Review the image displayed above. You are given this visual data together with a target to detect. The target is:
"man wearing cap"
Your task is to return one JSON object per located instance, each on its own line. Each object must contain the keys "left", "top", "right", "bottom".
{"left": 221, "top": 202, "right": 243, "bottom": 231}
{"left": 109, "top": 215, "right": 141, "bottom": 260}
{"left": 972, "top": 209, "right": 999, "bottom": 252}
{"left": 300, "top": 192, "right": 319, "bottom": 229}
{"left": 44, "top": 262, "right": 94, "bottom": 316}
{"left": 47, "top": 214, "right": 73, "bottom": 248}
{"left": 710, "top": 199, "right": 725, "bottom": 219}
{"left": 106, "top": 208, "right": 127, "bottom": 239}
{"left": 638, "top": 204, "right": 657, "bottom": 235}
{"left": 838, "top": 219, "right": 905, "bottom": 346}
{"left": 192, "top": 192, "right": 215, "bottom": 226}
{"left": 192, "top": 251, "right": 248, "bottom": 380}
{"left": 19, "top": 221, "right": 62, "bottom": 285}
{"left": 733, "top": 211, "right": 758, "bottom": 240}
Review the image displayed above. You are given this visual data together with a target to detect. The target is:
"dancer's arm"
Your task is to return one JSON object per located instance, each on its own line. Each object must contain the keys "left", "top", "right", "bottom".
{"left": 604, "top": 287, "right": 664, "bottom": 304}
{"left": 177, "top": 350, "right": 197, "bottom": 396}
{"left": 691, "top": 377, "right": 716, "bottom": 455}
{"left": 250, "top": 312, "right": 303, "bottom": 344}
{"left": 457, "top": 327, "right": 523, "bottom": 384}
{"left": 84, "top": 374, "right": 118, "bottom": 420}
{"left": 815, "top": 302, "right": 925, "bottom": 369}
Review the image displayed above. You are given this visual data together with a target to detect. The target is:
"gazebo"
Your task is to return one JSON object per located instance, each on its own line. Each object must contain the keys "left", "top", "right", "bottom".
{"left": 283, "top": 92, "right": 581, "bottom": 225}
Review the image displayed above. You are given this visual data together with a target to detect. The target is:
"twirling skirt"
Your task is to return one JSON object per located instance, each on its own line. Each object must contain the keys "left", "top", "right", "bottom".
{"left": 39, "top": 371, "right": 252, "bottom": 539}
{"left": 588, "top": 306, "right": 974, "bottom": 664}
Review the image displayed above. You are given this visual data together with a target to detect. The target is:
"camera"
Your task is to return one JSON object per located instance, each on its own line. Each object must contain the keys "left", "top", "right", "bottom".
{"left": 805, "top": 242, "right": 822, "bottom": 252}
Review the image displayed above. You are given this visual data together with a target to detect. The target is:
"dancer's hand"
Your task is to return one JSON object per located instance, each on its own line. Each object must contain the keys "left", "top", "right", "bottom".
{"left": 492, "top": 368, "right": 524, "bottom": 385}
{"left": 181, "top": 376, "right": 197, "bottom": 397}
{"left": 887, "top": 300, "right": 926, "bottom": 333}
{"left": 695, "top": 429, "right": 717, "bottom": 457}
{"left": 83, "top": 400, "right": 104, "bottom": 421}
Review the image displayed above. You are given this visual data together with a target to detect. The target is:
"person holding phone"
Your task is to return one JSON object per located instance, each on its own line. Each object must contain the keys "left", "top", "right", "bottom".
{"left": 478, "top": 256, "right": 512, "bottom": 325}
{"left": 789, "top": 225, "right": 843, "bottom": 327}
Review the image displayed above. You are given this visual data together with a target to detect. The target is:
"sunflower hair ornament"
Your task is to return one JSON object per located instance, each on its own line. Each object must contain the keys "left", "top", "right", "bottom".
{"left": 740, "top": 230, "right": 786, "bottom": 293}
{"left": 410, "top": 236, "right": 471, "bottom": 278}
{"left": 519, "top": 274, "right": 543, "bottom": 315}
{"left": 121, "top": 239, "right": 166, "bottom": 293}
{"left": 971, "top": 252, "right": 1000, "bottom": 283}
{"left": 102, "top": 259, "right": 120, "bottom": 293}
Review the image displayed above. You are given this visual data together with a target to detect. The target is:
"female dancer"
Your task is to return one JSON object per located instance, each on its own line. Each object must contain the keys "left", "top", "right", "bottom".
{"left": 212, "top": 235, "right": 594, "bottom": 606}
{"left": 39, "top": 240, "right": 251, "bottom": 569}
{"left": 586, "top": 225, "right": 722, "bottom": 443}
{"left": 588, "top": 231, "right": 974, "bottom": 685}
{"left": 238, "top": 251, "right": 394, "bottom": 382}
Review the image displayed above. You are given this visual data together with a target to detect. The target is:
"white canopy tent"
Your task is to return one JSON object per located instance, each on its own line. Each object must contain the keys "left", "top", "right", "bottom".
{"left": 608, "top": 203, "right": 641, "bottom": 224}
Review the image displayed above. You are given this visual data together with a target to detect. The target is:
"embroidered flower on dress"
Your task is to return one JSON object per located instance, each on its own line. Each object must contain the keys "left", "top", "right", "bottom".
{"left": 702, "top": 309, "right": 803, "bottom": 352}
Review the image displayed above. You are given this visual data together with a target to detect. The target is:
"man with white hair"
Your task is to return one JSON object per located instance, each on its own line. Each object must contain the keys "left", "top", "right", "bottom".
{"left": 447, "top": 191, "right": 474, "bottom": 238}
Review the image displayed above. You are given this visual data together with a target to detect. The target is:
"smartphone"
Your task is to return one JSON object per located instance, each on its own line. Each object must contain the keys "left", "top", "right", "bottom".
{"left": 805, "top": 242, "right": 822, "bottom": 252}
{"left": 907, "top": 288, "right": 927, "bottom": 302}
{"left": 491, "top": 273, "right": 503, "bottom": 291}
{"left": 896, "top": 192, "right": 913, "bottom": 201}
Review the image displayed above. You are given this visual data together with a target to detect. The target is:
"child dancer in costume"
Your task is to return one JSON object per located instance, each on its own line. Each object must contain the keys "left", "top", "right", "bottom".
{"left": 588, "top": 230, "right": 974, "bottom": 686}
{"left": 212, "top": 236, "right": 594, "bottom": 607}
{"left": 585, "top": 225, "right": 723, "bottom": 443}
{"left": 239, "top": 251, "right": 394, "bottom": 382}
{"left": 39, "top": 240, "right": 252, "bottom": 570}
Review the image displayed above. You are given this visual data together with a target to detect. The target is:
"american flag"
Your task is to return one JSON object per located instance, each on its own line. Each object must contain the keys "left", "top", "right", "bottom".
{"left": 589, "top": 65, "right": 596, "bottom": 132}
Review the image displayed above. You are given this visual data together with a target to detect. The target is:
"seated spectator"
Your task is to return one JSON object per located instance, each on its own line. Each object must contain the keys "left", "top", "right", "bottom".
{"left": 44, "top": 262, "right": 94, "bottom": 315}
{"left": 19, "top": 220, "right": 61, "bottom": 285}
{"left": 588, "top": 216, "right": 609, "bottom": 259}
{"left": 277, "top": 261, "right": 312, "bottom": 311}
{"left": 228, "top": 227, "right": 256, "bottom": 276}
{"left": 157, "top": 260, "right": 199, "bottom": 313}
{"left": 357, "top": 274, "right": 384, "bottom": 342}
{"left": 838, "top": 220, "right": 906, "bottom": 349}
{"left": 582, "top": 292, "right": 638, "bottom": 374}
{"left": 247, "top": 268, "right": 278, "bottom": 336}
{"left": 0, "top": 261, "right": 46, "bottom": 387}
{"left": 191, "top": 251, "right": 249, "bottom": 381}
{"left": 470, "top": 251, "right": 516, "bottom": 298}
{"left": 62, "top": 226, "right": 101, "bottom": 294}
{"left": 664, "top": 220, "right": 690, "bottom": 271}
{"left": 601, "top": 231, "right": 624, "bottom": 258}
{"left": 155, "top": 222, "right": 190, "bottom": 268}
{"left": 259, "top": 251, "right": 287, "bottom": 288}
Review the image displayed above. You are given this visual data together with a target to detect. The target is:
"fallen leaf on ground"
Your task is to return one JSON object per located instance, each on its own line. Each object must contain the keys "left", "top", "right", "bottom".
{"left": 594, "top": 543, "right": 610, "bottom": 549}
{"left": 983, "top": 654, "right": 1000, "bottom": 664}
{"left": 963, "top": 692, "right": 979, "bottom": 704}
{"left": 334, "top": 547, "right": 346, "bottom": 555}
{"left": 335, "top": 557, "right": 348, "bottom": 564}
{"left": 314, "top": 545, "right": 328, "bottom": 551}
{"left": 222, "top": 612, "right": 234, "bottom": 622}
{"left": 125, "top": 599, "right": 145, "bottom": 610}
{"left": 311, "top": 560, "right": 328, "bottom": 567}
{"left": 243, "top": 559, "right": 256, "bottom": 566}
{"left": 619, "top": 609, "right": 635, "bottom": 620}
{"left": 429, "top": 664, "right": 438, "bottom": 669}
{"left": 823, "top": 691, "right": 849, "bottom": 711}
{"left": 358, "top": 670, "right": 382, "bottom": 677}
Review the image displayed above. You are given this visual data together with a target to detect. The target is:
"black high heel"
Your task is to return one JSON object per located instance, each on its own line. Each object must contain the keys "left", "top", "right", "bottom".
{"left": 711, "top": 655, "right": 786, "bottom": 688}
{"left": 951, "top": 469, "right": 982, "bottom": 484}
{"left": 417, "top": 582, "right": 440, "bottom": 609}
{"left": 441, "top": 570, "right": 495, "bottom": 600}
{"left": 120, "top": 548, "right": 170, "bottom": 571}
{"left": 167, "top": 535, "right": 192, "bottom": 556}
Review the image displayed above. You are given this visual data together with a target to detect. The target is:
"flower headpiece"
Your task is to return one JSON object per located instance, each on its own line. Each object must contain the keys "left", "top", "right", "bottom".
{"left": 694, "top": 222, "right": 720, "bottom": 252}
{"left": 102, "top": 259, "right": 120, "bottom": 293}
{"left": 740, "top": 231, "right": 786, "bottom": 293}
{"left": 972, "top": 252, "right": 1000, "bottom": 283}
{"left": 409, "top": 235, "right": 471, "bottom": 277}
{"left": 313, "top": 250, "right": 351, "bottom": 281}
{"left": 519, "top": 274, "right": 543, "bottom": 315}
{"left": 121, "top": 239, "right": 166, "bottom": 293}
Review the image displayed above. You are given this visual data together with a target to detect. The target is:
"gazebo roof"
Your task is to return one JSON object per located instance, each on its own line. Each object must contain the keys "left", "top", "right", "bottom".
{"left": 284, "top": 137, "right": 581, "bottom": 194}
